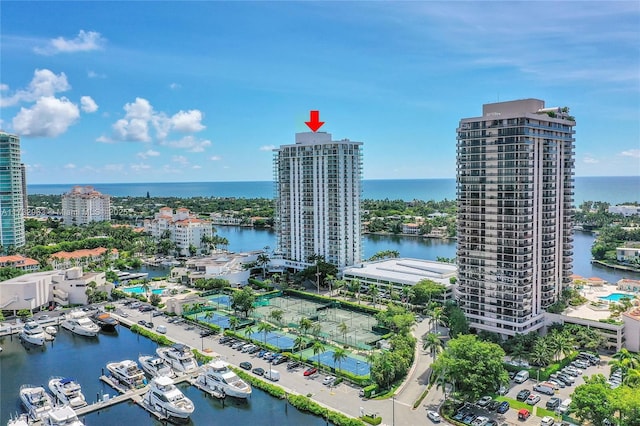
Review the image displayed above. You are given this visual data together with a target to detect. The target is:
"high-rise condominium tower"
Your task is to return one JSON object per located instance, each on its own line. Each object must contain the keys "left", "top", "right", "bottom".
{"left": 274, "top": 132, "right": 363, "bottom": 269}
{"left": 456, "top": 99, "right": 575, "bottom": 336}
{"left": 62, "top": 186, "right": 112, "bottom": 225}
{"left": 0, "top": 131, "right": 26, "bottom": 248}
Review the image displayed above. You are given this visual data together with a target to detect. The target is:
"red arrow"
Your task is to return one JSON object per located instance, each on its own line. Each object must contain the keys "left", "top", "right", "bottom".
{"left": 305, "top": 110, "right": 325, "bottom": 132}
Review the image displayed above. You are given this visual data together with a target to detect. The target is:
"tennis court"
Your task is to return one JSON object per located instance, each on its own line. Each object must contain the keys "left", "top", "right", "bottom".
{"left": 248, "top": 330, "right": 296, "bottom": 350}
{"left": 190, "top": 311, "right": 233, "bottom": 329}
{"left": 253, "top": 296, "right": 381, "bottom": 350}
{"left": 307, "top": 350, "right": 371, "bottom": 376}
{"left": 205, "top": 294, "right": 232, "bottom": 309}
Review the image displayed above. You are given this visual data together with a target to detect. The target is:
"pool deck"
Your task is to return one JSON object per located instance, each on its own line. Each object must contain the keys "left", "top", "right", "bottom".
{"left": 564, "top": 285, "right": 638, "bottom": 321}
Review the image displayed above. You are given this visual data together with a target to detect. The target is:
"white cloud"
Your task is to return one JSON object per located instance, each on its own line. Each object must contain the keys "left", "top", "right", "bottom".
{"left": 192, "top": 165, "right": 202, "bottom": 169}
{"left": 620, "top": 149, "right": 640, "bottom": 158}
{"left": 102, "top": 98, "right": 207, "bottom": 145}
{"left": 171, "top": 110, "right": 205, "bottom": 133}
{"left": 210, "top": 155, "right": 222, "bottom": 161}
{"left": 1, "top": 69, "right": 70, "bottom": 107}
{"left": 12, "top": 96, "right": 80, "bottom": 137}
{"left": 34, "top": 30, "right": 106, "bottom": 55}
{"left": 583, "top": 156, "right": 600, "bottom": 164}
{"left": 0, "top": 84, "right": 8, "bottom": 91}
{"left": 103, "top": 163, "right": 125, "bottom": 172}
{"left": 172, "top": 155, "right": 189, "bottom": 165}
{"left": 80, "top": 96, "right": 98, "bottom": 113}
{"left": 63, "top": 163, "right": 76, "bottom": 169}
{"left": 162, "top": 165, "right": 182, "bottom": 174}
{"left": 260, "top": 145, "right": 276, "bottom": 151}
{"left": 137, "top": 149, "right": 160, "bottom": 159}
{"left": 161, "top": 135, "right": 211, "bottom": 152}
{"left": 87, "top": 70, "right": 106, "bottom": 79}
{"left": 130, "top": 163, "right": 151, "bottom": 172}
{"left": 169, "top": 83, "right": 181, "bottom": 90}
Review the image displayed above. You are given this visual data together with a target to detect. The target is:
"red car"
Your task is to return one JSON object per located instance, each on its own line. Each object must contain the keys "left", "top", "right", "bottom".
{"left": 303, "top": 367, "right": 318, "bottom": 377}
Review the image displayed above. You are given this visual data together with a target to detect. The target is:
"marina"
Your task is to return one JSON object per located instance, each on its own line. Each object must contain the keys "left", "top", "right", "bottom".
{"left": 0, "top": 326, "right": 326, "bottom": 426}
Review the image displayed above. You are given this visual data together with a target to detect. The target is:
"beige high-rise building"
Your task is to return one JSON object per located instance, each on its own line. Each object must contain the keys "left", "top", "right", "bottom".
{"left": 62, "top": 186, "right": 111, "bottom": 225}
{"left": 456, "top": 99, "right": 575, "bottom": 336}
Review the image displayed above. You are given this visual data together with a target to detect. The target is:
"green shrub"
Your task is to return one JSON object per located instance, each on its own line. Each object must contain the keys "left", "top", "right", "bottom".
{"left": 283, "top": 289, "right": 380, "bottom": 316}
{"left": 362, "top": 383, "right": 379, "bottom": 398}
{"left": 361, "top": 415, "right": 382, "bottom": 425}
{"left": 130, "top": 324, "right": 174, "bottom": 346}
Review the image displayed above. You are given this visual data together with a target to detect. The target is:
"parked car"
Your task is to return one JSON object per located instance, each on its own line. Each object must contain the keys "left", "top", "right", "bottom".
{"left": 526, "top": 394, "right": 541, "bottom": 405}
{"left": 241, "top": 344, "right": 255, "bottom": 352}
{"left": 518, "top": 409, "right": 531, "bottom": 420}
{"left": 486, "top": 421, "right": 498, "bottom": 426}
{"left": 546, "top": 397, "right": 561, "bottom": 410}
{"left": 514, "top": 370, "right": 529, "bottom": 383}
{"left": 156, "top": 325, "right": 167, "bottom": 334}
{"left": 144, "top": 321, "right": 154, "bottom": 329}
{"left": 496, "top": 401, "right": 510, "bottom": 414}
{"left": 248, "top": 346, "right": 261, "bottom": 354}
{"left": 322, "top": 375, "right": 336, "bottom": 386}
{"left": 541, "top": 416, "right": 555, "bottom": 426}
{"left": 487, "top": 400, "right": 501, "bottom": 412}
{"left": 152, "top": 310, "right": 163, "bottom": 317}
{"left": 462, "top": 413, "right": 477, "bottom": 425}
{"left": 232, "top": 341, "right": 245, "bottom": 350}
{"left": 516, "top": 389, "right": 531, "bottom": 401}
{"left": 137, "top": 319, "right": 147, "bottom": 326}
{"left": 257, "top": 349, "right": 267, "bottom": 358}
{"left": 533, "top": 384, "right": 555, "bottom": 396}
{"left": 240, "top": 361, "right": 252, "bottom": 370}
{"left": 472, "top": 417, "right": 489, "bottom": 426}
{"left": 304, "top": 367, "right": 318, "bottom": 377}
{"left": 476, "top": 396, "right": 492, "bottom": 407}
{"left": 264, "top": 370, "right": 280, "bottom": 381}
{"left": 273, "top": 356, "right": 288, "bottom": 365}
{"left": 557, "top": 398, "right": 572, "bottom": 414}
{"left": 252, "top": 367, "right": 265, "bottom": 376}
{"left": 427, "top": 410, "right": 441, "bottom": 423}
{"left": 287, "top": 361, "right": 301, "bottom": 370}
{"left": 218, "top": 336, "right": 232, "bottom": 344}
{"left": 497, "top": 384, "right": 508, "bottom": 395}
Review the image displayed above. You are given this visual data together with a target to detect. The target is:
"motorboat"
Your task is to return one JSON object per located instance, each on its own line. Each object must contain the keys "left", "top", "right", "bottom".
{"left": 6, "top": 414, "right": 29, "bottom": 426}
{"left": 43, "top": 405, "right": 85, "bottom": 426}
{"left": 19, "top": 322, "right": 48, "bottom": 346}
{"left": 196, "top": 359, "right": 252, "bottom": 399}
{"left": 106, "top": 360, "right": 146, "bottom": 389}
{"left": 156, "top": 344, "right": 199, "bottom": 374}
{"left": 48, "top": 377, "right": 87, "bottom": 408}
{"left": 143, "top": 376, "right": 194, "bottom": 420}
{"left": 91, "top": 311, "right": 118, "bottom": 332}
{"left": 45, "top": 326, "right": 58, "bottom": 336}
{"left": 61, "top": 310, "right": 100, "bottom": 337}
{"left": 139, "top": 354, "right": 176, "bottom": 378}
{"left": 19, "top": 385, "right": 54, "bottom": 421}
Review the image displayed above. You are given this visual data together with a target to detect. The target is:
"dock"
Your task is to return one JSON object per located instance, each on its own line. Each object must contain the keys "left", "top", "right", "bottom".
{"left": 190, "top": 377, "right": 227, "bottom": 400}
{"left": 74, "top": 373, "right": 196, "bottom": 420}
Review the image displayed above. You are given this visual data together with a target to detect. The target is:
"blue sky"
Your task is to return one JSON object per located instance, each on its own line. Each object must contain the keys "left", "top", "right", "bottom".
{"left": 1, "top": 1, "right": 638, "bottom": 184}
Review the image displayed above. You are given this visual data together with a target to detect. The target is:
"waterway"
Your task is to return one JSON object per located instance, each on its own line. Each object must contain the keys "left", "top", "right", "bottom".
{"left": 0, "top": 326, "right": 327, "bottom": 425}
{"left": 211, "top": 226, "right": 640, "bottom": 283}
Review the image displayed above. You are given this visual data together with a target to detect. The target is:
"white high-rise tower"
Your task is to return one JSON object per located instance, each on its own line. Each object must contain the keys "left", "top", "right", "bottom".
{"left": 456, "top": 99, "right": 575, "bottom": 336}
{"left": 274, "top": 132, "right": 363, "bottom": 269}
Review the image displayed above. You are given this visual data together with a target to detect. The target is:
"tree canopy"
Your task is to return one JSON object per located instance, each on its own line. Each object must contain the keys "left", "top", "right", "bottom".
{"left": 431, "top": 334, "right": 508, "bottom": 401}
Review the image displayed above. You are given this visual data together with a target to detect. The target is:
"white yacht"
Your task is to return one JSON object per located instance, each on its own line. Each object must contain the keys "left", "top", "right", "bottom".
{"left": 61, "top": 311, "right": 100, "bottom": 337}
{"left": 196, "top": 359, "right": 252, "bottom": 399}
{"left": 139, "top": 355, "right": 176, "bottom": 378}
{"left": 45, "top": 326, "right": 58, "bottom": 336}
{"left": 19, "top": 385, "right": 54, "bottom": 421}
{"left": 19, "top": 322, "right": 48, "bottom": 346}
{"left": 106, "top": 360, "right": 146, "bottom": 389}
{"left": 43, "top": 405, "right": 85, "bottom": 426}
{"left": 143, "top": 376, "right": 195, "bottom": 420}
{"left": 48, "top": 377, "right": 87, "bottom": 408}
{"left": 6, "top": 414, "right": 29, "bottom": 426}
{"left": 156, "top": 344, "right": 199, "bottom": 374}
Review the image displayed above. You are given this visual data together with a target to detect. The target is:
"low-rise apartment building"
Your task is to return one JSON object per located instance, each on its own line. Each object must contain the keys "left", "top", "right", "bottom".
{"left": 49, "top": 247, "right": 119, "bottom": 270}
{"left": 0, "top": 255, "right": 40, "bottom": 271}
{"left": 144, "top": 207, "right": 213, "bottom": 256}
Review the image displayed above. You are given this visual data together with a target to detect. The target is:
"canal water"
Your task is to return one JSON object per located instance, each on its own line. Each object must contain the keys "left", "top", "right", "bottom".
{"left": 0, "top": 327, "right": 327, "bottom": 425}
{"left": 213, "top": 226, "right": 640, "bottom": 283}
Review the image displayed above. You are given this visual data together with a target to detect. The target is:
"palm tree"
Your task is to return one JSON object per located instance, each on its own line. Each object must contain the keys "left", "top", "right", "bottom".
{"left": 311, "top": 340, "right": 326, "bottom": 369}
{"left": 529, "top": 340, "right": 552, "bottom": 367}
{"left": 257, "top": 321, "right": 274, "bottom": 345}
{"left": 369, "top": 285, "right": 378, "bottom": 307}
{"left": 350, "top": 279, "right": 361, "bottom": 304}
{"left": 325, "top": 274, "right": 335, "bottom": 296}
{"left": 299, "top": 317, "right": 312, "bottom": 337}
{"left": 293, "top": 336, "right": 307, "bottom": 354}
{"left": 141, "top": 281, "right": 151, "bottom": 299}
{"left": 244, "top": 325, "right": 255, "bottom": 341}
{"left": 337, "top": 321, "right": 348, "bottom": 343}
{"left": 311, "top": 323, "right": 322, "bottom": 340}
{"left": 204, "top": 310, "right": 214, "bottom": 323}
{"left": 610, "top": 348, "right": 640, "bottom": 373}
{"left": 228, "top": 316, "right": 239, "bottom": 332}
{"left": 332, "top": 348, "right": 348, "bottom": 373}
{"left": 510, "top": 343, "right": 527, "bottom": 364}
{"left": 256, "top": 253, "right": 270, "bottom": 279}
{"left": 430, "top": 306, "right": 446, "bottom": 333}
{"left": 623, "top": 368, "right": 640, "bottom": 388}
{"left": 422, "top": 332, "right": 444, "bottom": 357}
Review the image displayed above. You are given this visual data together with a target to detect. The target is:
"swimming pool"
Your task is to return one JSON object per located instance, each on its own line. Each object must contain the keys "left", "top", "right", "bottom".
{"left": 122, "top": 286, "right": 164, "bottom": 295}
{"left": 599, "top": 293, "right": 635, "bottom": 302}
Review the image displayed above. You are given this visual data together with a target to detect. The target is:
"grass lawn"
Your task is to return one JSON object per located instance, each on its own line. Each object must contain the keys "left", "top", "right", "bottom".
{"left": 494, "top": 396, "right": 557, "bottom": 418}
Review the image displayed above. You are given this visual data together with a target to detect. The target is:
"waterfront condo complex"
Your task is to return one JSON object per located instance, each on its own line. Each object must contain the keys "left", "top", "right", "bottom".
{"left": 144, "top": 207, "right": 213, "bottom": 256}
{"left": 456, "top": 99, "right": 575, "bottom": 337}
{"left": 61, "top": 186, "right": 112, "bottom": 225}
{"left": 0, "top": 131, "right": 26, "bottom": 248}
{"left": 274, "top": 132, "right": 363, "bottom": 269}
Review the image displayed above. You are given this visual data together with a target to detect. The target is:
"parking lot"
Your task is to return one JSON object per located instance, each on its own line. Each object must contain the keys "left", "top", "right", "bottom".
{"left": 444, "top": 354, "right": 611, "bottom": 426}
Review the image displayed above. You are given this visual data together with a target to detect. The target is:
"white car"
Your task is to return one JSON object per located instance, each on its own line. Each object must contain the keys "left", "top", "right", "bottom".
{"left": 427, "top": 410, "right": 441, "bottom": 423}
{"left": 322, "top": 375, "right": 336, "bottom": 386}
{"left": 541, "top": 416, "right": 555, "bottom": 426}
{"left": 472, "top": 416, "right": 489, "bottom": 426}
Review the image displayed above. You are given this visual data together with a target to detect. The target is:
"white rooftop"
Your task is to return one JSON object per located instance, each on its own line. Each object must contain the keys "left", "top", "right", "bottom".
{"left": 343, "top": 258, "right": 456, "bottom": 287}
